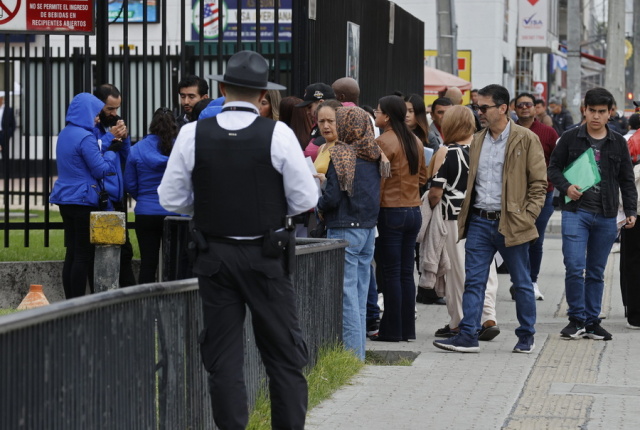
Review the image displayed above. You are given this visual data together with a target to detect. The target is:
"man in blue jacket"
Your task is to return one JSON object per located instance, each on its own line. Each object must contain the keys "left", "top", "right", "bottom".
{"left": 93, "top": 83, "right": 136, "bottom": 287}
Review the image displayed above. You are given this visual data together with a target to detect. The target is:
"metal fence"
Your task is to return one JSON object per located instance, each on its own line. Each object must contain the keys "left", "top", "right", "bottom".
{"left": 0, "top": 238, "right": 346, "bottom": 429}
{"left": 0, "top": 0, "right": 424, "bottom": 246}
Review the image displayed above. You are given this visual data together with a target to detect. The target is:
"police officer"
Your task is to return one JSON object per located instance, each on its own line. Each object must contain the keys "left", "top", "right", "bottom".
{"left": 158, "top": 51, "right": 318, "bottom": 430}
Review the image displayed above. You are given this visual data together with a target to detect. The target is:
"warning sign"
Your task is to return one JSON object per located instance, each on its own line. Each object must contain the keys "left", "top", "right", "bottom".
{"left": 0, "top": 0, "right": 94, "bottom": 34}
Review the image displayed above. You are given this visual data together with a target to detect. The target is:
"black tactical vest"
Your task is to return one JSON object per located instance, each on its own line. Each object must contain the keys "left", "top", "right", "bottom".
{"left": 192, "top": 115, "right": 287, "bottom": 237}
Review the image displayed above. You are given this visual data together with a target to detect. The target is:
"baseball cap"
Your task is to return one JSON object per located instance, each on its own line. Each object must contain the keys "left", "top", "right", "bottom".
{"left": 295, "top": 83, "right": 336, "bottom": 107}
{"left": 548, "top": 97, "right": 560, "bottom": 105}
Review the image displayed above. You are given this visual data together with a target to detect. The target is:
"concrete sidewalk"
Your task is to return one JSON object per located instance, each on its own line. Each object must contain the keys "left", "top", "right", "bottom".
{"left": 306, "top": 235, "right": 640, "bottom": 429}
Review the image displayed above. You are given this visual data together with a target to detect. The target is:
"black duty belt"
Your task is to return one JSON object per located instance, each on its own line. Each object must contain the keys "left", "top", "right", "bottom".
{"left": 472, "top": 208, "right": 501, "bottom": 221}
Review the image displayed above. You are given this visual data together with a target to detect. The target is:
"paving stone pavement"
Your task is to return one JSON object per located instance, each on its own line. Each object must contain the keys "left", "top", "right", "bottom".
{"left": 306, "top": 218, "right": 640, "bottom": 429}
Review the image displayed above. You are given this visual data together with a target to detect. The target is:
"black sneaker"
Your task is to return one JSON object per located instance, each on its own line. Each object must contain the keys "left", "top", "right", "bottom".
{"left": 434, "top": 324, "right": 459, "bottom": 338}
{"left": 477, "top": 324, "right": 500, "bottom": 341}
{"left": 366, "top": 319, "right": 380, "bottom": 338}
{"left": 583, "top": 323, "right": 612, "bottom": 341}
{"left": 561, "top": 318, "right": 585, "bottom": 339}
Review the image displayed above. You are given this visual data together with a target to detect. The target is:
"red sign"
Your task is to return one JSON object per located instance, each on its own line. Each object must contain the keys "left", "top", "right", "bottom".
{"left": 0, "top": 0, "right": 94, "bottom": 34}
{"left": 533, "top": 81, "right": 547, "bottom": 102}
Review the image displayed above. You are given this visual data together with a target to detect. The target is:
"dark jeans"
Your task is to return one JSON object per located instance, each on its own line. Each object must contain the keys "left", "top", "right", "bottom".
{"left": 377, "top": 207, "right": 422, "bottom": 341}
{"left": 134, "top": 214, "right": 166, "bottom": 284}
{"left": 114, "top": 201, "right": 136, "bottom": 287}
{"left": 60, "top": 204, "right": 95, "bottom": 298}
{"left": 529, "top": 191, "right": 555, "bottom": 282}
{"left": 620, "top": 222, "right": 640, "bottom": 326}
{"left": 193, "top": 241, "right": 308, "bottom": 430}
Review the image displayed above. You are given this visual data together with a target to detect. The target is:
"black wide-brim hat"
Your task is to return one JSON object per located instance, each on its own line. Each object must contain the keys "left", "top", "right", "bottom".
{"left": 207, "top": 50, "right": 286, "bottom": 90}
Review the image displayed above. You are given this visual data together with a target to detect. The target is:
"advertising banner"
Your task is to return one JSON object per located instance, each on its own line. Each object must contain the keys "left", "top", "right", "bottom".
{"left": 517, "top": 0, "right": 549, "bottom": 48}
{"left": 191, "top": 0, "right": 292, "bottom": 42}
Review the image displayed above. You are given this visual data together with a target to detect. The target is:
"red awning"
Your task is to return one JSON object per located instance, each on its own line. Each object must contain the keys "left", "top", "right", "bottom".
{"left": 558, "top": 44, "right": 606, "bottom": 65}
{"left": 424, "top": 66, "right": 473, "bottom": 95}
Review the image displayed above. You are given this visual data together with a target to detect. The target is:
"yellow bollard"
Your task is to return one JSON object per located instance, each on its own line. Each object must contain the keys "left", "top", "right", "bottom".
{"left": 17, "top": 284, "right": 50, "bottom": 310}
{"left": 90, "top": 211, "right": 126, "bottom": 292}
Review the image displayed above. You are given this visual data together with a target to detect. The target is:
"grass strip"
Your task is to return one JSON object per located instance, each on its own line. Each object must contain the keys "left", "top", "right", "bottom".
{"left": 247, "top": 344, "right": 364, "bottom": 430}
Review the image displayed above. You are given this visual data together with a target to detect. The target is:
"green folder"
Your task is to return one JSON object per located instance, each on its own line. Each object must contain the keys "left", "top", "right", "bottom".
{"left": 562, "top": 148, "right": 601, "bottom": 203}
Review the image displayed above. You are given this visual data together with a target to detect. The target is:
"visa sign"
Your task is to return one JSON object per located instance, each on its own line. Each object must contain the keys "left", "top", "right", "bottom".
{"left": 523, "top": 13, "right": 544, "bottom": 29}
{"left": 518, "top": 0, "right": 549, "bottom": 48}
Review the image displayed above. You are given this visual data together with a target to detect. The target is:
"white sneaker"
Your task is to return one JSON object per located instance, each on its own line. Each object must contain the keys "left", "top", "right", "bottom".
{"left": 627, "top": 322, "right": 640, "bottom": 330}
{"left": 533, "top": 282, "right": 544, "bottom": 301}
{"left": 378, "top": 293, "right": 384, "bottom": 313}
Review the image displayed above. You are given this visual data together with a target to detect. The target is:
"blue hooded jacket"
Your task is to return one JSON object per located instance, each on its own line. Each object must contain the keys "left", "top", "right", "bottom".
{"left": 50, "top": 93, "right": 122, "bottom": 208}
{"left": 124, "top": 134, "right": 177, "bottom": 216}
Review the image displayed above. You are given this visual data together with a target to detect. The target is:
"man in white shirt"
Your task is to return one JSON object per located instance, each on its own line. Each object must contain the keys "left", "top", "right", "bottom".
{"left": 159, "top": 50, "right": 317, "bottom": 430}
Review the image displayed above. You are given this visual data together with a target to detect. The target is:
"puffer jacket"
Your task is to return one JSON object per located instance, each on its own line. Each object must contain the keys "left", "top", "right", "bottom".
{"left": 50, "top": 93, "right": 121, "bottom": 208}
{"left": 124, "top": 135, "right": 177, "bottom": 216}
{"left": 457, "top": 120, "right": 547, "bottom": 247}
{"left": 317, "top": 158, "right": 381, "bottom": 229}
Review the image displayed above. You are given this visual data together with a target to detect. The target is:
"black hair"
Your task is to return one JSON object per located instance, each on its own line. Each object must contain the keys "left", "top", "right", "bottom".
{"left": 478, "top": 84, "right": 510, "bottom": 113}
{"left": 515, "top": 93, "right": 536, "bottom": 104}
{"left": 149, "top": 107, "right": 178, "bottom": 156}
{"left": 470, "top": 89, "right": 478, "bottom": 93}
{"left": 189, "top": 98, "right": 211, "bottom": 122}
{"left": 431, "top": 97, "right": 453, "bottom": 110}
{"left": 178, "top": 75, "right": 209, "bottom": 96}
{"left": 534, "top": 98, "right": 546, "bottom": 106}
{"left": 379, "top": 95, "right": 419, "bottom": 175}
{"left": 360, "top": 104, "right": 375, "bottom": 118}
{"left": 584, "top": 87, "right": 614, "bottom": 110}
{"left": 94, "top": 83, "right": 121, "bottom": 102}
{"left": 628, "top": 113, "right": 640, "bottom": 130}
{"left": 404, "top": 93, "right": 429, "bottom": 146}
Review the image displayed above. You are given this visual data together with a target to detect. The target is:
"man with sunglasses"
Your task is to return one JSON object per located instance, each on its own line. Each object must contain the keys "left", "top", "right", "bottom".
{"left": 433, "top": 84, "right": 547, "bottom": 354}
{"left": 513, "top": 93, "right": 559, "bottom": 302}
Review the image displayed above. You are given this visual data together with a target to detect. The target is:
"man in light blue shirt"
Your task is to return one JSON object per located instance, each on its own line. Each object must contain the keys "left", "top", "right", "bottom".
{"left": 433, "top": 84, "right": 547, "bottom": 354}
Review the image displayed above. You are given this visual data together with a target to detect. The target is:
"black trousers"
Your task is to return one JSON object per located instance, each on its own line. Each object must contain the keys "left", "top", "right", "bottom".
{"left": 134, "top": 214, "right": 165, "bottom": 284}
{"left": 60, "top": 204, "right": 95, "bottom": 298}
{"left": 620, "top": 223, "right": 640, "bottom": 326}
{"left": 193, "top": 241, "right": 308, "bottom": 430}
{"left": 113, "top": 200, "right": 137, "bottom": 287}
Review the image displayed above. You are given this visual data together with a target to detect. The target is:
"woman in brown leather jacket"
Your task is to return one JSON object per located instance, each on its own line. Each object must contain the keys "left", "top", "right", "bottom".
{"left": 371, "top": 95, "right": 427, "bottom": 341}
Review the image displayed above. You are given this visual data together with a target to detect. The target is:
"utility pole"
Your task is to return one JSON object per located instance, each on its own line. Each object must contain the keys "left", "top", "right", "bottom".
{"left": 566, "top": 0, "right": 582, "bottom": 123}
{"left": 436, "top": 0, "right": 457, "bottom": 75}
{"left": 605, "top": 0, "right": 625, "bottom": 108}
{"left": 633, "top": 0, "right": 640, "bottom": 104}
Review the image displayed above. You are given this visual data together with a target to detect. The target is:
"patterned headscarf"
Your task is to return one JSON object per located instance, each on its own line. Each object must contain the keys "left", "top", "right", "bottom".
{"left": 328, "top": 106, "right": 388, "bottom": 196}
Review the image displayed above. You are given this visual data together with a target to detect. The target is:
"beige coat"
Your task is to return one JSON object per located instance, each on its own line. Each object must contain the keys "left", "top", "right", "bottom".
{"left": 457, "top": 120, "right": 547, "bottom": 247}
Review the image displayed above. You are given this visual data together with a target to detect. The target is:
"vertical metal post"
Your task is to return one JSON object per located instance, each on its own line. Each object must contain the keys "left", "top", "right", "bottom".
{"left": 95, "top": 0, "right": 109, "bottom": 89}
{"left": 291, "top": 0, "right": 309, "bottom": 97}
{"left": 436, "top": 0, "right": 457, "bottom": 75}
{"left": 633, "top": 0, "right": 640, "bottom": 103}
{"left": 90, "top": 212, "right": 126, "bottom": 292}
{"left": 566, "top": 0, "right": 582, "bottom": 123}
{"left": 605, "top": 0, "right": 625, "bottom": 108}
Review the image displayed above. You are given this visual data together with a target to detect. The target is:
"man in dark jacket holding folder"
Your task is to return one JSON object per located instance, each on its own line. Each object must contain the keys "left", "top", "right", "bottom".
{"left": 548, "top": 87, "right": 637, "bottom": 342}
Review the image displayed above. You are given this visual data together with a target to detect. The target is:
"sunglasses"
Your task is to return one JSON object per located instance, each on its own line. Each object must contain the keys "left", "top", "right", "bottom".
{"left": 516, "top": 102, "right": 534, "bottom": 109}
{"left": 474, "top": 104, "right": 499, "bottom": 113}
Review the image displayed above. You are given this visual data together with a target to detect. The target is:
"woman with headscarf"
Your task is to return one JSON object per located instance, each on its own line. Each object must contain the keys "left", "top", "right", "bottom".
{"left": 317, "top": 106, "right": 387, "bottom": 360}
{"left": 124, "top": 107, "right": 179, "bottom": 284}
{"left": 372, "top": 95, "right": 427, "bottom": 342}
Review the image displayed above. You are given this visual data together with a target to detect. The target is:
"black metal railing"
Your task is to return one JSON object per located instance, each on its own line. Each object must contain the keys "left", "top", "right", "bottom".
{"left": 0, "top": 238, "right": 346, "bottom": 429}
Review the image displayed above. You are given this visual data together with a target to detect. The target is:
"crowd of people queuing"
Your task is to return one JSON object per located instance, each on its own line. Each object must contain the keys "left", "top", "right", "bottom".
{"left": 49, "top": 48, "right": 640, "bottom": 428}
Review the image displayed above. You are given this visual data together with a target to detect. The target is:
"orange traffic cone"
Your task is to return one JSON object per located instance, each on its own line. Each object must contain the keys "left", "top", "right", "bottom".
{"left": 17, "top": 284, "right": 50, "bottom": 310}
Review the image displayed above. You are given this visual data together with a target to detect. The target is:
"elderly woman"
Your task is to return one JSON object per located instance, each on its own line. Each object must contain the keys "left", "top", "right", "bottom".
{"left": 427, "top": 105, "right": 500, "bottom": 340}
{"left": 317, "top": 106, "right": 384, "bottom": 360}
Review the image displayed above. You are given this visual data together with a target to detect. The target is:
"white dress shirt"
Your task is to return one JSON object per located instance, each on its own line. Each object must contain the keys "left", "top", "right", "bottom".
{"left": 158, "top": 101, "right": 319, "bottom": 217}
{"left": 475, "top": 121, "right": 511, "bottom": 211}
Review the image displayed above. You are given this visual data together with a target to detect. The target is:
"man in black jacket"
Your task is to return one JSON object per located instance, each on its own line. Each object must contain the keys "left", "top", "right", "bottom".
{"left": 548, "top": 87, "right": 637, "bottom": 342}
{"left": 0, "top": 91, "right": 16, "bottom": 155}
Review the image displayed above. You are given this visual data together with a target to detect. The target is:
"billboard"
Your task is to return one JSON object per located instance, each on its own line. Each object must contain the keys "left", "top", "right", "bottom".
{"left": 191, "top": 0, "right": 292, "bottom": 42}
{"left": 108, "top": 1, "right": 159, "bottom": 24}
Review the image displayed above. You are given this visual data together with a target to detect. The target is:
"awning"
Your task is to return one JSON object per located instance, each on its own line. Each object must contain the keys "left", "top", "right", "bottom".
{"left": 424, "top": 66, "right": 473, "bottom": 96}
{"left": 557, "top": 44, "right": 606, "bottom": 65}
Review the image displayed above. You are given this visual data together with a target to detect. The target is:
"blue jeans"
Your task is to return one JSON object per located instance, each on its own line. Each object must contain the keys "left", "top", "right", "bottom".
{"left": 562, "top": 209, "right": 618, "bottom": 325}
{"left": 327, "top": 227, "right": 376, "bottom": 360}
{"left": 366, "top": 265, "right": 380, "bottom": 325}
{"left": 460, "top": 214, "right": 536, "bottom": 338}
{"left": 530, "top": 191, "right": 555, "bottom": 282}
{"left": 377, "top": 207, "right": 422, "bottom": 341}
